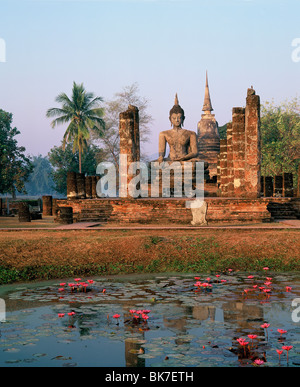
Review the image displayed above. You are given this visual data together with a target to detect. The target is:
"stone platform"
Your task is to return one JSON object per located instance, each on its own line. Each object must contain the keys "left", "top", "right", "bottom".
{"left": 54, "top": 197, "right": 300, "bottom": 225}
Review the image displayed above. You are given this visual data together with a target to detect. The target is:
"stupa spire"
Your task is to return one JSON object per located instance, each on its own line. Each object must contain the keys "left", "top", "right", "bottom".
{"left": 202, "top": 71, "right": 213, "bottom": 113}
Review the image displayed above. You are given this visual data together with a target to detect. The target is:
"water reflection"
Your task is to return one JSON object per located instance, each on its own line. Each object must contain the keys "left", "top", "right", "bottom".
{"left": 0, "top": 272, "right": 299, "bottom": 367}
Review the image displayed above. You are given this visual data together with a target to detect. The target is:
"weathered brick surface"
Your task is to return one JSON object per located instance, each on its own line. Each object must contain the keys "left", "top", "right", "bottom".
{"left": 283, "top": 173, "right": 294, "bottom": 197}
{"left": 219, "top": 139, "right": 228, "bottom": 196}
{"left": 42, "top": 195, "right": 52, "bottom": 216}
{"left": 261, "top": 176, "right": 273, "bottom": 197}
{"left": 119, "top": 105, "right": 140, "bottom": 197}
{"left": 55, "top": 197, "right": 274, "bottom": 224}
{"left": 245, "top": 89, "right": 261, "bottom": 197}
{"left": 226, "top": 123, "right": 234, "bottom": 196}
{"left": 232, "top": 107, "right": 246, "bottom": 197}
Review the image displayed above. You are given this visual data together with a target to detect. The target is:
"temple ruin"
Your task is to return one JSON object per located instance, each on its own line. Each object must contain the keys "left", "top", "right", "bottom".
{"left": 50, "top": 76, "right": 299, "bottom": 226}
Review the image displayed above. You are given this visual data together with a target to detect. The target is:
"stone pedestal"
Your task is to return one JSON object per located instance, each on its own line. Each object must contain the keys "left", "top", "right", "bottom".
{"left": 149, "top": 160, "right": 209, "bottom": 198}
{"left": 18, "top": 202, "right": 31, "bottom": 222}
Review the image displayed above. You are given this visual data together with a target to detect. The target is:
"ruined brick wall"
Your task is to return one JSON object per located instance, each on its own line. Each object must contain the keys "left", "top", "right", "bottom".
{"left": 219, "top": 88, "right": 261, "bottom": 198}
{"left": 56, "top": 197, "right": 272, "bottom": 224}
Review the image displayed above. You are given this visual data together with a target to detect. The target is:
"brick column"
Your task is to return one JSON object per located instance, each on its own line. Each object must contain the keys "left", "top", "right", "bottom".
{"left": 119, "top": 105, "right": 140, "bottom": 197}
{"left": 217, "top": 154, "right": 220, "bottom": 186}
{"left": 76, "top": 173, "right": 86, "bottom": 199}
{"left": 262, "top": 176, "right": 273, "bottom": 197}
{"left": 232, "top": 107, "right": 246, "bottom": 197}
{"left": 85, "top": 176, "right": 92, "bottom": 199}
{"left": 226, "top": 122, "right": 234, "bottom": 197}
{"left": 67, "top": 171, "right": 77, "bottom": 200}
{"left": 219, "top": 139, "right": 228, "bottom": 196}
{"left": 42, "top": 195, "right": 52, "bottom": 216}
{"left": 274, "top": 175, "right": 283, "bottom": 196}
{"left": 297, "top": 165, "right": 300, "bottom": 197}
{"left": 283, "top": 173, "right": 293, "bottom": 197}
{"left": 245, "top": 88, "right": 261, "bottom": 198}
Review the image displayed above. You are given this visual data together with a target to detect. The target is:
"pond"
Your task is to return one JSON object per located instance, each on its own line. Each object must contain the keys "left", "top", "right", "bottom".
{"left": 0, "top": 270, "right": 299, "bottom": 367}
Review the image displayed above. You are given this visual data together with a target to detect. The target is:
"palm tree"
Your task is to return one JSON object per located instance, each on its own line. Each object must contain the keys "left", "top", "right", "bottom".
{"left": 46, "top": 82, "right": 105, "bottom": 173}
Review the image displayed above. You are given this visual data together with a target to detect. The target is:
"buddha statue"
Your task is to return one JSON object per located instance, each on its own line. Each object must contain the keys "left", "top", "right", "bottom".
{"left": 148, "top": 94, "right": 209, "bottom": 197}
{"left": 158, "top": 94, "right": 200, "bottom": 163}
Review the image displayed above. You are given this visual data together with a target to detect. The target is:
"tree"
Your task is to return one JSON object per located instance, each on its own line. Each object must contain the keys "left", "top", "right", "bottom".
{"left": 91, "top": 82, "right": 153, "bottom": 168}
{"left": 46, "top": 81, "right": 105, "bottom": 173}
{"left": 24, "top": 154, "right": 56, "bottom": 196}
{"left": 0, "top": 109, "right": 33, "bottom": 198}
{"left": 48, "top": 141, "right": 104, "bottom": 195}
{"left": 260, "top": 98, "right": 300, "bottom": 186}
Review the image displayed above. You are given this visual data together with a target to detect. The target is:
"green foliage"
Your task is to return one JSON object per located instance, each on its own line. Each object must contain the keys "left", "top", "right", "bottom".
{"left": 46, "top": 82, "right": 105, "bottom": 173}
{"left": 48, "top": 141, "right": 103, "bottom": 195}
{"left": 24, "top": 154, "right": 57, "bottom": 196}
{"left": 218, "top": 123, "right": 227, "bottom": 140}
{"left": 260, "top": 98, "right": 300, "bottom": 182}
{"left": 0, "top": 109, "right": 33, "bottom": 198}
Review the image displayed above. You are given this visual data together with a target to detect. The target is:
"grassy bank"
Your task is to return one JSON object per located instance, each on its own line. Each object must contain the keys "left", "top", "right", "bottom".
{"left": 0, "top": 228, "right": 299, "bottom": 284}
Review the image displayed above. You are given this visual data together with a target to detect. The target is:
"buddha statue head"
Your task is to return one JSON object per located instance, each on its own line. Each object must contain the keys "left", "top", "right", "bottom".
{"left": 169, "top": 93, "right": 185, "bottom": 127}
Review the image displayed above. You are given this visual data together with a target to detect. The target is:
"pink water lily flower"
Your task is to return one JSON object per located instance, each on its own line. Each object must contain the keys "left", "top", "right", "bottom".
{"left": 253, "top": 359, "right": 264, "bottom": 365}
{"left": 261, "top": 323, "right": 270, "bottom": 329}
{"left": 277, "top": 329, "right": 287, "bottom": 336}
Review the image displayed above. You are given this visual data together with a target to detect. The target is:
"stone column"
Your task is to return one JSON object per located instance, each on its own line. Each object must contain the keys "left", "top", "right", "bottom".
{"left": 76, "top": 172, "right": 86, "bottom": 199}
{"left": 67, "top": 171, "right": 77, "bottom": 200}
{"left": 85, "top": 176, "right": 92, "bottom": 199}
{"left": 42, "top": 195, "right": 52, "bottom": 216}
{"left": 226, "top": 123, "right": 234, "bottom": 197}
{"left": 297, "top": 165, "right": 300, "bottom": 197}
{"left": 219, "top": 139, "right": 228, "bottom": 196}
{"left": 217, "top": 154, "right": 220, "bottom": 185}
{"left": 18, "top": 202, "right": 31, "bottom": 222}
{"left": 52, "top": 198, "right": 58, "bottom": 217}
{"left": 262, "top": 176, "right": 273, "bottom": 197}
{"left": 119, "top": 105, "right": 140, "bottom": 197}
{"left": 274, "top": 175, "right": 283, "bottom": 196}
{"left": 91, "top": 176, "right": 97, "bottom": 198}
{"left": 283, "top": 173, "right": 293, "bottom": 197}
{"left": 245, "top": 88, "right": 261, "bottom": 198}
{"left": 232, "top": 107, "right": 246, "bottom": 197}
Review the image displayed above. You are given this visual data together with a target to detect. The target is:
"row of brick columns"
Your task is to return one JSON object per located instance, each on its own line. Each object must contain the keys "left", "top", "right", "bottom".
{"left": 261, "top": 173, "right": 295, "bottom": 197}
{"left": 218, "top": 88, "right": 261, "bottom": 198}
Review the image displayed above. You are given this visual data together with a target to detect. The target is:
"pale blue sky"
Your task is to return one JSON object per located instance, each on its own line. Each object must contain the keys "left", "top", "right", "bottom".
{"left": 0, "top": 0, "right": 299, "bottom": 158}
